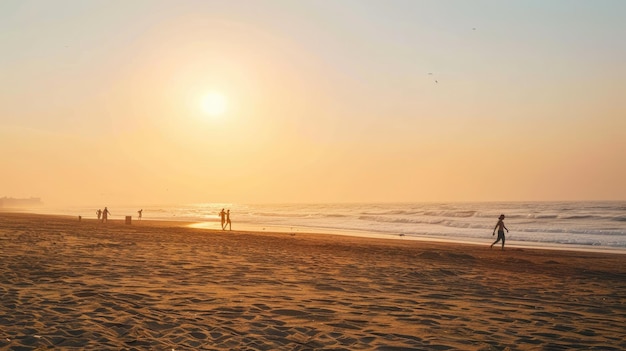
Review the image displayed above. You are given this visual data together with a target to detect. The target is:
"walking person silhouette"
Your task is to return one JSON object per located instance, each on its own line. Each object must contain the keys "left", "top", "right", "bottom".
{"left": 102, "top": 207, "right": 111, "bottom": 223}
{"left": 491, "top": 214, "right": 509, "bottom": 250}
{"left": 225, "top": 209, "right": 232, "bottom": 231}
{"left": 219, "top": 208, "right": 226, "bottom": 230}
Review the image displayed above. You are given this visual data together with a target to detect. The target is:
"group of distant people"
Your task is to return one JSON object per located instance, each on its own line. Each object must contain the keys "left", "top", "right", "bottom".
{"left": 93, "top": 206, "right": 233, "bottom": 230}
{"left": 93, "top": 206, "right": 505, "bottom": 248}
{"left": 219, "top": 208, "right": 232, "bottom": 230}
{"left": 95, "top": 207, "right": 143, "bottom": 223}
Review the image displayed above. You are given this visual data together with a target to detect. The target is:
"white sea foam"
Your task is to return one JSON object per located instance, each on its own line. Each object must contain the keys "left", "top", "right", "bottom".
{"left": 39, "top": 201, "right": 626, "bottom": 252}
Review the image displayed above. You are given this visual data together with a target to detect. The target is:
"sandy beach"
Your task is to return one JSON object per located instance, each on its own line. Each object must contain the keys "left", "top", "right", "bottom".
{"left": 1, "top": 212, "right": 624, "bottom": 350}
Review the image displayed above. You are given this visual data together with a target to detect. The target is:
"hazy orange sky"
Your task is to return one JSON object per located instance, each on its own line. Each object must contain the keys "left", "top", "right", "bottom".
{"left": 2, "top": 1, "right": 625, "bottom": 206}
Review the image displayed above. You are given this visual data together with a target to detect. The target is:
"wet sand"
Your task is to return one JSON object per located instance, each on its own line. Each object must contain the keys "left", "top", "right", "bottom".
{"left": 1, "top": 212, "right": 625, "bottom": 350}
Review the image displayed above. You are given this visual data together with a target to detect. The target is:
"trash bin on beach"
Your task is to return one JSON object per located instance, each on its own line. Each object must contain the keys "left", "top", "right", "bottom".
{"left": 125, "top": 216, "right": 132, "bottom": 225}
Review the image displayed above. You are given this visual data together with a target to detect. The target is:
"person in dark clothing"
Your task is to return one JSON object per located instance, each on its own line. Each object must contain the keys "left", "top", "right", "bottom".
{"left": 102, "top": 207, "right": 111, "bottom": 223}
{"left": 491, "top": 214, "right": 509, "bottom": 250}
{"left": 225, "top": 209, "right": 232, "bottom": 231}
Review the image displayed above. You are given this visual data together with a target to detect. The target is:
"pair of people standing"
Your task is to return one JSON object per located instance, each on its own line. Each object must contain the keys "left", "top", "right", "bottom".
{"left": 96, "top": 207, "right": 111, "bottom": 223}
{"left": 219, "top": 208, "right": 232, "bottom": 230}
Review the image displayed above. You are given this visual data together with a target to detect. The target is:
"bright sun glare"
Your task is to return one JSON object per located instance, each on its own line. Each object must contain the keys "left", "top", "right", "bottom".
{"left": 201, "top": 92, "right": 227, "bottom": 117}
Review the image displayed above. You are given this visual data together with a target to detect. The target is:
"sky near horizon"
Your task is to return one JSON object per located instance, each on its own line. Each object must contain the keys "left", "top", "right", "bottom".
{"left": 1, "top": 0, "right": 625, "bottom": 206}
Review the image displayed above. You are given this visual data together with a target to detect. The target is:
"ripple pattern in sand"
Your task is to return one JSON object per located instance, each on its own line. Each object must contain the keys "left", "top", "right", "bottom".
{"left": 1, "top": 214, "right": 625, "bottom": 350}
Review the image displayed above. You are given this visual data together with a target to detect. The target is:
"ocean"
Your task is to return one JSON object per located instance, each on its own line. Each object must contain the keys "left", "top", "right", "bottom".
{"left": 39, "top": 201, "right": 626, "bottom": 253}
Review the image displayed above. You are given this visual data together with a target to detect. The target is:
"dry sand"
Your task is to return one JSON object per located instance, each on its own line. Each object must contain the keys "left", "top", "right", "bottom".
{"left": 0, "top": 212, "right": 624, "bottom": 351}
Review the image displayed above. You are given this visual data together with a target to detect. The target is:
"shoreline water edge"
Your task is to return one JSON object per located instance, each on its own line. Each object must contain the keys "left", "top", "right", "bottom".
{"left": 10, "top": 201, "right": 626, "bottom": 254}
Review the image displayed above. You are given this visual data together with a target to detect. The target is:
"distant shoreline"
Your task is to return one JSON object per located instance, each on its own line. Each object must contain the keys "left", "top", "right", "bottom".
{"left": 187, "top": 221, "right": 626, "bottom": 255}
{"left": 5, "top": 210, "right": 625, "bottom": 256}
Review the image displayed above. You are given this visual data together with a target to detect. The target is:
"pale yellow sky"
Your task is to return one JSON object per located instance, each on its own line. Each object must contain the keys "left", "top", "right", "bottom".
{"left": 1, "top": 1, "right": 625, "bottom": 206}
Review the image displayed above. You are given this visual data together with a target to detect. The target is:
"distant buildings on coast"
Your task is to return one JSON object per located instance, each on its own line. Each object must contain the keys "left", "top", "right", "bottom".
{"left": 0, "top": 197, "right": 43, "bottom": 208}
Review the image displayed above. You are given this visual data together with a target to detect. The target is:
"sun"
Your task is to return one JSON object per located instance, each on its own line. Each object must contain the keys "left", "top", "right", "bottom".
{"left": 200, "top": 92, "right": 227, "bottom": 117}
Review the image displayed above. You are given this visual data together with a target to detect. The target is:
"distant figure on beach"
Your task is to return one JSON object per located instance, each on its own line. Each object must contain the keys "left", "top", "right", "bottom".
{"left": 138, "top": 209, "right": 143, "bottom": 220}
{"left": 96, "top": 209, "right": 102, "bottom": 220}
{"left": 491, "top": 214, "right": 509, "bottom": 250}
{"left": 219, "top": 208, "right": 226, "bottom": 230}
{"left": 102, "top": 207, "right": 111, "bottom": 223}
{"left": 225, "top": 209, "right": 232, "bottom": 230}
